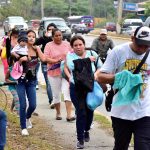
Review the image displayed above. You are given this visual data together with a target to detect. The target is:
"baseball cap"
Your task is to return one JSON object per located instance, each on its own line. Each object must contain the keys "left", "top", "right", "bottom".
{"left": 18, "top": 30, "right": 28, "bottom": 43}
{"left": 134, "top": 26, "right": 150, "bottom": 46}
{"left": 10, "top": 61, "right": 23, "bottom": 79}
{"left": 100, "top": 29, "right": 107, "bottom": 35}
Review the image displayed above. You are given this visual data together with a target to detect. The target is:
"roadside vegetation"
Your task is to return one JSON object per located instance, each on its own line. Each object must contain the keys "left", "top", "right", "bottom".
{"left": 94, "top": 113, "right": 113, "bottom": 135}
{"left": 0, "top": 87, "right": 63, "bottom": 150}
{"left": 0, "top": 85, "right": 133, "bottom": 149}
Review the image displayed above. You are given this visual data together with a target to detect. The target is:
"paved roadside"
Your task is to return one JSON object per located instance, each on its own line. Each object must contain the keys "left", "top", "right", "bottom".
{"left": 0, "top": 63, "right": 114, "bottom": 150}
{"left": 35, "top": 65, "right": 115, "bottom": 149}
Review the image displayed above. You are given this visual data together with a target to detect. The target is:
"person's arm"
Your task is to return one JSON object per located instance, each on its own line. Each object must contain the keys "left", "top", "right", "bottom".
{"left": 94, "top": 69, "right": 115, "bottom": 84}
{"left": 5, "top": 69, "right": 14, "bottom": 83}
{"left": 109, "top": 39, "right": 115, "bottom": 50}
{"left": 91, "top": 38, "right": 98, "bottom": 53}
{"left": 0, "top": 38, "right": 4, "bottom": 50}
{"left": 46, "top": 57, "right": 62, "bottom": 64}
{"left": 34, "top": 46, "right": 46, "bottom": 62}
{"left": 11, "top": 51, "right": 20, "bottom": 59}
{"left": 64, "top": 62, "right": 71, "bottom": 80}
{"left": 44, "top": 42, "right": 62, "bottom": 64}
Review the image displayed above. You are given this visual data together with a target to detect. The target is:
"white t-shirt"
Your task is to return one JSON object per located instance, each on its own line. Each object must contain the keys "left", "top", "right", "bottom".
{"left": 11, "top": 44, "right": 28, "bottom": 55}
{"left": 100, "top": 42, "right": 150, "bottom": 120}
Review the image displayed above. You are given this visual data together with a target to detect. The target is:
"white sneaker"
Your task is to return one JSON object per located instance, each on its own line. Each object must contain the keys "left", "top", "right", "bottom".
{"left": 36, "top": 85, "right": 39, "bottom": 90}
{"left": 26, "top": 119, "right": 32, "bottom": 129}
{"left": 21, "top": 129, "right": 29, "bottom": 136}
{"left": 90, "top": 122, "right": 94, "bottom": 129}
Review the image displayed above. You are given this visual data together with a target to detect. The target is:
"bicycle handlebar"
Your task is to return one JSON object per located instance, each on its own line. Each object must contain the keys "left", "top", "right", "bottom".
{"left": 0, "top": 81, "right": 17, "bottom": 86}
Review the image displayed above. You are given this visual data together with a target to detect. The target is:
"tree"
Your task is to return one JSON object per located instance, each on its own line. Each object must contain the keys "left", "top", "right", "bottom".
{"left": 0, "top": 0, "right": 33, "bottom": 20}
{"left": 144, "top": 1, "right": 150, "bottom": 17}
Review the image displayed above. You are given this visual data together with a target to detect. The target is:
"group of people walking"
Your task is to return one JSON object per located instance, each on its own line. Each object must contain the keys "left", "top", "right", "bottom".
{"left": 1, "top": 23, "right": 150, "bottom": 150}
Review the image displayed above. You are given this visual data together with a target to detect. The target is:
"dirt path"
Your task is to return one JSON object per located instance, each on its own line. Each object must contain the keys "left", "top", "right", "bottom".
{"left": 35, "top": 86, "right": 114, "bottom": 150}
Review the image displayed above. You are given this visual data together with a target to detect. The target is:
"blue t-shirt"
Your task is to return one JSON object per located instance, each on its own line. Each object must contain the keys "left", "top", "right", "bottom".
{"left": 66, "top": 50, "right": 103, "bottom": 83}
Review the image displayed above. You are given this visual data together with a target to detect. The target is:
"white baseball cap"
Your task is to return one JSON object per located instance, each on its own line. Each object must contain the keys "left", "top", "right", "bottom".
{"left": 134, "top": 26, "right": 150, "bottom": 46}
{"left": 100, "top": 29, "right": 107, "bottom": 35}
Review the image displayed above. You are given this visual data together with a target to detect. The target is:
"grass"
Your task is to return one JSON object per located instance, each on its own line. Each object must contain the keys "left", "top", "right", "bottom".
{"left": 94, "top": 112, "right": 134, "bottom": 147}
{"left": 0, "top": 87, "right": 64, "bottom": 150}
{"left": 94, "top": 113, "right": 113, "bottom": 135}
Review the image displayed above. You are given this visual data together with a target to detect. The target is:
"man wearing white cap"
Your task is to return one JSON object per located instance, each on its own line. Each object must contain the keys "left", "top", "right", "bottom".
{"left": 95, "top": 26, "right": 150, "bottom": 150}
{"left": 91, "top": 28, "right": 114, "bottom": 63}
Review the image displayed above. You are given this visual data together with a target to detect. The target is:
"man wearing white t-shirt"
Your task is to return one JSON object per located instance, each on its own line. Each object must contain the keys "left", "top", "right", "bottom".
{"left": 95, "top": 26, "right": 150, "bottom": 150}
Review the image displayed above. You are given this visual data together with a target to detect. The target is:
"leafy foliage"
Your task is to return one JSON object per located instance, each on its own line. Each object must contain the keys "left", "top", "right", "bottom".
{"left": 0, "top": 0, "right": 33, "bottom": 20}
{"left": 144, "top": 2, "right": 150, "bottom": 17}
{"left": 0, "top": 0, "right": 148, "bottom": 22}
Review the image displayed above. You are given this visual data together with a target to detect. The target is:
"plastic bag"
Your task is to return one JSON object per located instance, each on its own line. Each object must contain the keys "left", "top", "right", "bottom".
{"left": 86, "top": 81, "right": 104, "bottom": 111}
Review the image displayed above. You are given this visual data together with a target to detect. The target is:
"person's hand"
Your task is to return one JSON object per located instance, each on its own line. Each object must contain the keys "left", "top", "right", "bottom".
{"left": 89, "top": 56, "right": 96, "bottom": 62}
{"left": 56, "top": 57, "right": 62, "bottom": 63}
{"left": 19, "top": 56, "right": 28, "bottom": 63}
{"left": 45, "top": 31, "right": 49, "bottom": 37}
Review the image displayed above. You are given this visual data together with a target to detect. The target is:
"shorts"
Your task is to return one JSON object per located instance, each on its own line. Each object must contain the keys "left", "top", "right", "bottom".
{"left": 48, "top": 76, "right": 71, "bottom": 104}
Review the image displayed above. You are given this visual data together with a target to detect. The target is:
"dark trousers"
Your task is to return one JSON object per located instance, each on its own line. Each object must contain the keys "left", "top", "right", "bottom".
{"left": 111, "top": 116, "right": 150, "bottom": 150}
{"left": 41, "top": 63, "right": 53, "bottom": 104}
{"left": 0, "top": 110, "right": 7, "bottom": 150}
{"left": 70, "top": 83, "right": 94, "bottom": 141}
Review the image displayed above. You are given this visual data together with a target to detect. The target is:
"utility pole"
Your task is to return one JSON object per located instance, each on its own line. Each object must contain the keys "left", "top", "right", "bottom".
{"left": 41, "top": 0, "right": 44, "bottom": 18}
{"left": 69, "top": 0, "right": 72, "bottom": 16}
{"left": 116, "top": 0, "right": 123, "bottom": 34}
{"left": 89, "top": 0, "right": 92, "bottom": 16}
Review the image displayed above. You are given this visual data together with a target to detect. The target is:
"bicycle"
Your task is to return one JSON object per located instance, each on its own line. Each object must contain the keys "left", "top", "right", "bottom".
{"left": 0, "top": 81, "right": 17, "bottom": 111}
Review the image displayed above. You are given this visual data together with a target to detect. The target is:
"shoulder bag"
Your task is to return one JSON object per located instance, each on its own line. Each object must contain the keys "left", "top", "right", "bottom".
{"left": 105, "top": 49, "right": 150, "bottom": 112}
{"left": 90, "top": 50, "right": 107, "bottom": 92}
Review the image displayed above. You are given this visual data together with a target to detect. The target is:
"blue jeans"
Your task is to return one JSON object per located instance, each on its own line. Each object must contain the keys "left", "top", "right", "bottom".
{"left": 112, "top": 116, "right": 150, "bottom": 150}
{"left": 36, "top": 61, "right": 40, "bottom": 86}
{"left": 0, "top": 110, "right": 7, "bottom": 150}
{"left": 16, "top": 79, "right": 37, "bottom": 129}
{"left": 41, "top": 63, "right": 53, "bottom": 104}
{"left": 70, "top": 83, "right": 94, "bottom": 141}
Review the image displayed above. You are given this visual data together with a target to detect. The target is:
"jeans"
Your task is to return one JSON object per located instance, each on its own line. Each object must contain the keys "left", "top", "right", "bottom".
{"left": 0, "top": 110, "right": 7, "bottom": 150}
{"left": 41, "top": 63, "right": 53, "bottom": 104}
{"left": 16, "top": 79, "right": 37, "bottom": 129}
{"left": 36, "top": 61, "right": 40, "bottom": 86}
{"left": 111, "top": 116, "right": 150, "bottom": 150}
{"left": 70, "top": 83, "right": 94, "bottom": 141}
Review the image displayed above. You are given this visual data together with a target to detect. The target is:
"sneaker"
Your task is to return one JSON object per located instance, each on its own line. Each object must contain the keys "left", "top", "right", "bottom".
{"left": 84, "top": 131, "right": 90, "bottom": 142}
{"left": 21, "top": 129, "right": 29, "bottom": 136}
{"left": 76, "top": 140, "right": 84, "bottom": 149}
{"left": 50, "top": 103, "right": 55, "bottom": 109}
{"left": 26, "top": 119, "right": 32, "bottom": 129}
{"left": 90, "top": 122, "right": 94, "bottom": 129}
{"left": 21, "top": 74, "right": 26, "bottom": 79}
{"left": 36, "top": 85, "right": 39, "bottom": 90}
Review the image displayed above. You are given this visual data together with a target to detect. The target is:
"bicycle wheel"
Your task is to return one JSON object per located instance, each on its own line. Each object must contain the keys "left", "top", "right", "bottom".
{"left": 0, "top": 88, "right": 7, "bottom": 111}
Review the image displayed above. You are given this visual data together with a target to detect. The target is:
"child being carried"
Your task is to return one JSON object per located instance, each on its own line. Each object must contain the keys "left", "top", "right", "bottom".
{"left": 11, "top": 31, "right": 28, "bottom": 79}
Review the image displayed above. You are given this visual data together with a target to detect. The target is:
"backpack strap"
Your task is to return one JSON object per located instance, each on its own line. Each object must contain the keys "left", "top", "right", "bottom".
{"left": 90, "top": 50, "right": 100, "bottom": 70}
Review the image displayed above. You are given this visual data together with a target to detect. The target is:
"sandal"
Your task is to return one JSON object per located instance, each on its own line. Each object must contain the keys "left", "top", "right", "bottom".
{"left": 56, "top": 116, "right": 62, "bottom": 120}
{"left": 66, "top": 117, "right": 76, "bottom": 122}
